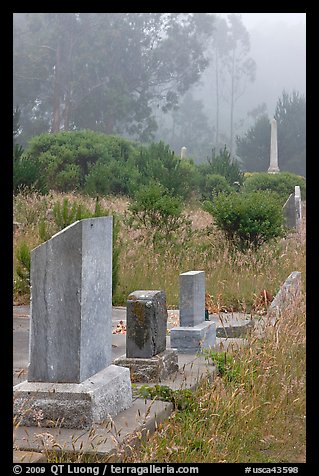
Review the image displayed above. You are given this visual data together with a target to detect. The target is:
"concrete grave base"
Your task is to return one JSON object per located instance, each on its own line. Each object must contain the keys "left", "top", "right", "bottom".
{"left": 114, "top": 349, "right": 179, "bottom": 382}
{"left": 13, "top": 365, "right": 132, "bottom": 430}
{"left": 170, "top": 321, "right": 216, "bottom": 353}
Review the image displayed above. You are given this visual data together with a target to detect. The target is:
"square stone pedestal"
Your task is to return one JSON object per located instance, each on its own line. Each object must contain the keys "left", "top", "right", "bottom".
{"left": 13, "top": 365, "right": 132, "bottom": 429}
{"left": 114, "top": 349, "right": 178, "bottom": 382}
{"left": 170, "top": 321, "right": 216, "bottom": 353}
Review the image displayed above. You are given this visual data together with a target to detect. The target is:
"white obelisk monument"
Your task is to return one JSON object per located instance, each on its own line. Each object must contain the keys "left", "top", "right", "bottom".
{"left": 268, "top": 118, "right": 280, "bottom": 173}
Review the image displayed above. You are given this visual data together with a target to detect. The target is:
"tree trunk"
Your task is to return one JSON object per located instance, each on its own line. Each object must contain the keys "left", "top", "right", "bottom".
{"left": 229, "top": 49, "right": 235, "bottom": 154}
{"left": 63, "top": 23, "right": 75, "bottom": 131}
{"left": 215, "top": 49, "right": 219, "bottom": 147}
{"left": 51, "top": 44, "right": 61, "bottom": 132}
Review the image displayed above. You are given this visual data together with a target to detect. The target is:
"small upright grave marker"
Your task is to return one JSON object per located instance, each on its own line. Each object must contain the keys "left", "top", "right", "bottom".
{"left": 170, "top": 271, "right": 216, "bottom": 353}
{"left": 114, "top": 290, "right": 178, "bottom": 382}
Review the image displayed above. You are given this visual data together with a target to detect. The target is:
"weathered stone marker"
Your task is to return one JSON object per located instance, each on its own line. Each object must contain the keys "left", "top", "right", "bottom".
{"left": 14, "top": 217, "right": 132, "bottom": 429}
{"left": 268, "top": 271, "right": 302, "bottom": 324}
{"left": 126, "top": 291, "right": 167, "bottom": 358}
{"left": 268, "top": 118, "right": 280, "bottom": 174}
{"left": 294, "top": 185, "right": 302, "bottom": 229}
{"left": 180, "top": 146, "right": 187, "bottom": 159}
{"left": 283, "top": 185, "right": 302, "bottom": 230}
{"left": 170, "top": 271, "right": 216, "bottom": 353}
{"left": 114, "top": 291, "right": 178, "bottom": 382}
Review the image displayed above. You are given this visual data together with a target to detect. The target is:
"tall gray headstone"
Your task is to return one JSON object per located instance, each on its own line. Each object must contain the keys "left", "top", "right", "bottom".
{"left": 28, "top": 217, "right": 113, "bottom": 383}
{"left": 170, "top": 271, "right": 216, "bottom": 353}
{"left": 179, "top": 271, "right": 205, "bottom": 327}
{"left": 268, "top": 118, "right": 280, "bottom": 173}
{"left": 14, "top": 217, "right": 132, "bottom": 428}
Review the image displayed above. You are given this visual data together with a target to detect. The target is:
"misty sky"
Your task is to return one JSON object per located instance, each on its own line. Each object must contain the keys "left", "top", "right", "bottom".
{"left": 236, "top": 12, "right": 305, "bottom": 28}
{"left": 193, "top": 12, "right": 306, "bottom": 139}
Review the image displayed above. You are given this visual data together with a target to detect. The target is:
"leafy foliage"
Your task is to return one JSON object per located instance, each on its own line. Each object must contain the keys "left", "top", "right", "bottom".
{"left": 19, "top": 131, "right": 200, "bottom": 200}
{"left": 243, "top": 172, "right": 306, "bottom": 204}
{"left": 198, "top": 146, "right": 244, "bottom": 190}
{"left": 14, "top": 241, "right": 31, "bottom": 295}
{"left": 200, "top": 174, "right": 233, "bottom": 200}
{"left": 236, "top": 90, "right": 306, "bottom": 176}
{"left": 22, "top": 130, "right": 137, "bottom": 192}
{"left": 13, "top": 155, "right": 47, "bottom": 194}
{"left": 236, "top": 114, "right": 270, "bottom": 172}
{"left": 14, "top": 13, "right": 215, "bottom": 142}
{"left": 85, "top": 158, "right": 141, "bottom": 197}
{"left": 134, "top": 141, "right": 198, "bottom": 199}
{"left": 204, "top": 191, "right": 284, "bottom": 250}
{"left": 205, "top": 351, "right": 242, "bottom": 383}
{"left": 275, "top": 90, "right": 306, "bottom": 176}
{"left": 137, "top": 384, "right": 198, "bottom": 412}
{"left": 127, "top": 183, "right": 191, "bottom": 249}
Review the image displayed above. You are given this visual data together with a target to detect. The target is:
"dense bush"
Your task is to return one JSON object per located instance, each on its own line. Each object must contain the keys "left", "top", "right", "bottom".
{"left": 199, "top": 146, "right": 244, "bottom": 187}
{"left": 20, "top": 130, "right": 138, "bottom": 193}
{"left": 243, "top": 172, "right": 306, "bottom": 204}
{"left": 134, "top": 141, "right": 199, "bottom": 199}
{"left": 200, "top": 174, "right": 233, "bottom": 200}
{"left": 127, "top": 183, "right": 191, "bottom": 249}
{"left": 204, "top": 191, "right": 284, "bottom": 250}
{"left": 84, "top": 158, "right": 141, "bottom": 197}
{"left": 13, "top": 155, "right": 47, "bottom": 194}
{"left": 17, "top": 131, "right": 199, "bottom": 199}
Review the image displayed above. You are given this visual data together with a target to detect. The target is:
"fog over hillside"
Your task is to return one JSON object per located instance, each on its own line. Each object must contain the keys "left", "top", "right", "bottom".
{"left": 154, "top": 12, "right": 305, "bottom": 162}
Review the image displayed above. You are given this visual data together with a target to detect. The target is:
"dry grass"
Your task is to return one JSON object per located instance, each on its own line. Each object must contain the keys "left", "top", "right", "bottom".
{"left": 13, "top": 191, "right": 306, "bottom": 463}
{"left": 13, "top": 191, "right": 306, "bottom": 310}
{"left": 123, "top": 293, "right": 306, "bottom": 463}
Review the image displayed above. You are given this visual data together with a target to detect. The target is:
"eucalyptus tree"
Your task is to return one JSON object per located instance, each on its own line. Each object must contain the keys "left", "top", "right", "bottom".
{"left": 13, "top": 13, "right": 215, "bottom": 142}
{"left": 224, "top": 14, "right": 256, "bottom": 154}
{"left": 236, "top": 90, "right": 306, "bottom": 176}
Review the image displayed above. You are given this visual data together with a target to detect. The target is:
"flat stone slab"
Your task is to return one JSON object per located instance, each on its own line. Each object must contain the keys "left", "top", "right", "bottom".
{"left": 209, "top": 313, "right": 255, "bottom": 338}
{"left": 13, "top": 398, "right": 173, "bottom": 459}
{"left": 13, "top": 365, "right": 132, "bottom": 429}
{"left": 170, "top": 320, "right": 216, "bottom": 353}
{"left": 13, "top": 352, "right": 216, "bottom": 458}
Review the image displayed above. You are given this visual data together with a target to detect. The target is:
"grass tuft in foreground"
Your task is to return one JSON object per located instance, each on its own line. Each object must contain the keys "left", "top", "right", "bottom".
{"left": 124, "top": 294, "right": 306, "bottom": 463}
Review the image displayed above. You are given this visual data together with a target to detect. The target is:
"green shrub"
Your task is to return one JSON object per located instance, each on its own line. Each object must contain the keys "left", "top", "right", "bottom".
{"left": 201, "top": 174, "right": 233, "bottom": 200}
{"left": 199, "top": 146, "right": 244, "bottom": 187}
{"left": 84, "top": 158, "right": 141, "bottom": 197}
{"left": 14, "top": 241, "right": 31, "bottom": 295}
{"left": 206, "top": 351, "right": 242, "bottom": 383}
{"left": 24, "top": 130, "right": 139, "bottom": 192}
{"left": 13, "top": 155, "right": 47, "bottom": 194}
{"left": 243, "top": 172, "right": 306, "bottom": 204}
{"left": 204, "top": 191, "right": 284, "bottom": 251}
{"left": 137, "top": 384, "right": 198, "bottom": 412}
{"left": 127, "top": 183, "right": 191, "bottom": 249}
{"left": 134, "top": 141, "right": 199, "bottom": 200}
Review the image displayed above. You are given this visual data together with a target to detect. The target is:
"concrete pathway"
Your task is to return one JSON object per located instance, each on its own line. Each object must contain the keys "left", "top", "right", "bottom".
{"left": 13, "top": 305, "right": 254, "bottom": 386}
{"left": 13, "top": 304, "right": 254, "bottom": 461}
